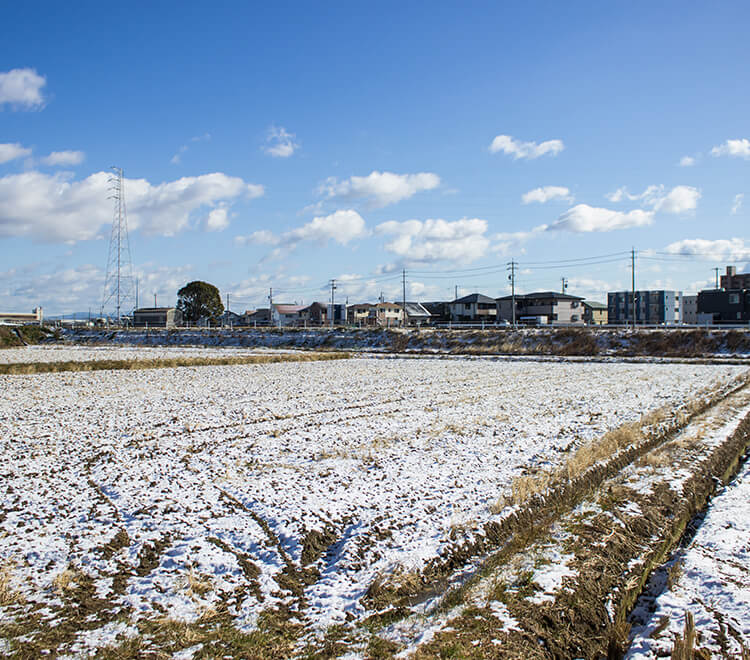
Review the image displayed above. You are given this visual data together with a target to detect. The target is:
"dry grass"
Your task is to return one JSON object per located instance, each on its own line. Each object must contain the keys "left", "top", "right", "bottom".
{"left": 510, "top": 472, "right": 552, "bottom": 506}
{"left": 182, "top": 568, "right": 213, "bottom": 600}
{"left": 0, "top": 562, "right": 20, "bottom": 607}
{"left": 52, "top": 567, "right": 78, "bottom": 595}
{"left": 0, "top": 351, "right": 351, "bottom": 375}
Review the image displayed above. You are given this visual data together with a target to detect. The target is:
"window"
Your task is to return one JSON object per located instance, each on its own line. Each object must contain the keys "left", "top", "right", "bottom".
{"left": 571, "top": 315, "right": 579, "bottom": 322}
{"left": 729, "top": 293, "right": 740, "bottom": 305}
{"left": 464, "top": 303, "right": 471, "bottom": 310}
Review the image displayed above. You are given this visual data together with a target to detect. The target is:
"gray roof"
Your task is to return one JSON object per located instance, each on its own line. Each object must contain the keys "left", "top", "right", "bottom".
{"left": 404, "top": 302, "right": 431, "bottom": 318}
{"left": 451, "top": 293, "right": 497, "bottom": 304}
{"left": 583, "top": 300, "right": 607, "bottom": 309}
{"left": 496, "top": 291, "right": 585, "bottom": 302}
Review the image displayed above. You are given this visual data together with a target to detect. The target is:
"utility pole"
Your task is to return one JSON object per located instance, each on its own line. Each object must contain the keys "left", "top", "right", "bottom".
{"left": 631, "top": 247, "right": 636, "bottom": 329}
{"left": 713, "top": 267, "right": 720, "bottom": 289}
{"left": 154, "top": 293, "right": 157, "bottom": 307}
{"left": 329, "top": 279, "right": 337, "bottom": 327}
{"left": 561, "top": 277, "right": 568, "bottom": 294}
{"left": 135, "top": 277, "right": 139, "bottom": 310}
{"left": 402, "top": 269, "right": 407, "bottom": 327}
{"left": 455, "top": 284, "right": 458, "bottom": 300}
{"left": 507, "top": 259, "right": 516, "bottom": 327}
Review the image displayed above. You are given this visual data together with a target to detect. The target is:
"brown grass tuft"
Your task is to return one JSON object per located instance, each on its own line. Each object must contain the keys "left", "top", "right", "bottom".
{"left": 0, "top": 562, "right": 20, "bottom": 606}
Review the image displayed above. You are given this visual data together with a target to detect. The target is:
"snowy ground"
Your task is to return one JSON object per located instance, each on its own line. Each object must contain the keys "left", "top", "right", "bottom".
{"left": 0, "top": 350, "right": 747, "bottom": 654}
{"left": 0, "top": 344, "right": 298, "bottom": 364}
{"left": 628, "top": 454, "right": 750, "bottom": 658}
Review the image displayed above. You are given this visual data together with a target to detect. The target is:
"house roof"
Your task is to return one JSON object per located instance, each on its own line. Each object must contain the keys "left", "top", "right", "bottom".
{"left": 451, "top": 293, "right": 496, "bottom": 304}
{"left": 273, "top": 304, "right": 307, "bottom": 314}
{"left": 404, "top": 302, "right": 431, "bottom": 317}
{"left": 496, "top": 291, "right": 585, "bottom": 302}
{"left": 583, "top": 300, "right": 607, "bottom": 309}
{"left": 134, "top": 307, "right": 177, "bottom": 312}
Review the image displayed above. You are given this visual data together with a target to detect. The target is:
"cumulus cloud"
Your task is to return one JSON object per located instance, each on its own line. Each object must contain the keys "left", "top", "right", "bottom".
{"left": 489, "top": 134, "right": 564, "bottom": 159}
{"left": 0, "top": 68, "right": 46, "bottom": 109}
{"left": 235, "top": 210, "right": 368, "bottom": 249}
{"left": 521, "top": 186, "right": 572, "bottom": 204}
{"left": 263, "top": 126, "right": 298, "bottom": 158}
{"left": 605, "top": 184, "right": 700, "bottom": 214}
{"left": 0, "top": 143, "right": 32, "bottom": 164}
{"left": 711, "top": 138, "right": 750, "bottom": 159}
{"left": 0, "top": 170, "right": 263, "bottom": 242}
{"left": 375, "top": 217, "right": 488, "bottom": 264}
{"left": 678, "top": 156, "right": 696, "bottom": 167}
{"left": 40, "top": 150, "right": 85, "bottom": 166}
{"left": 548, "top": 204, "right": 654, "bottom": 233}
{"left": 319, "top": 171, "right": 440, "bottom": 208}
{"left": 204, "top": 207, "right": 229, "bottom": 231}
{"left": 663, "top": 238, "right": 750, "bottom": 262}
{"left": 731, "top": 193, "right": 744, "bottom": 215}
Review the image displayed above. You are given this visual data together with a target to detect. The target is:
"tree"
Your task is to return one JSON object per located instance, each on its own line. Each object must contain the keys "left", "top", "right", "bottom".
{"left": 177, "top": 281, "right": 224, "bottom": 326}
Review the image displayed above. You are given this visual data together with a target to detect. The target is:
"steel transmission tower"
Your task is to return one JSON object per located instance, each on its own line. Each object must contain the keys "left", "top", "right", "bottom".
{"left": 101, "top": 167, "right": 136, "bottom": 323}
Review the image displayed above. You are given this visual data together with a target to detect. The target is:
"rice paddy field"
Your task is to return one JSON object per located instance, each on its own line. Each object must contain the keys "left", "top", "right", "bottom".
{"left": 1, "top": 345, "right": 748, "bottom": 658}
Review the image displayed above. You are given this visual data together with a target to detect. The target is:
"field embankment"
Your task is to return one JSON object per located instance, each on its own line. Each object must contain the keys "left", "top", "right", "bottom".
{"left": 0, "top": 325, "right": 56, "bottom": 348}
{"left": 61, "top": 326, "right": 750, "bottom": 359}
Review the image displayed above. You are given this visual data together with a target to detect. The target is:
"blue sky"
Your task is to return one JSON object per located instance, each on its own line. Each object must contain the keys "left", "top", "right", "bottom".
{"left": 1, "top": 1, "right": 748, "bottom": 316}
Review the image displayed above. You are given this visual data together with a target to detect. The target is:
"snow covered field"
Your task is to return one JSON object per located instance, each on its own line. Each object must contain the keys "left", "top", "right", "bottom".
{"left": 0, "top": 344, "right": 297, "bottom": 364}
{"left": 0, "top": 351, "right": 747, "bottom": 654}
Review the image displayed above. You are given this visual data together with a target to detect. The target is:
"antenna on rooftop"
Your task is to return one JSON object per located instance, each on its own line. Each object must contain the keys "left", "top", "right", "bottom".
{"left": 101, "top": 167, "right": 136, "bottom": 323}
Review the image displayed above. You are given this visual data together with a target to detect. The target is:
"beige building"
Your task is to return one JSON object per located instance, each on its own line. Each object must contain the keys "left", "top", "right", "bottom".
{"left": 0, "top": 307, "right": 43, "bottom": 325}
{"left": 582, "top": 301, "right": 608, "bottom": 325}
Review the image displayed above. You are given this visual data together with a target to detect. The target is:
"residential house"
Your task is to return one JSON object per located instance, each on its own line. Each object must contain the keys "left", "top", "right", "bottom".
{"left": 607, "top": 290, "right": 683, "bottom": 325}
{"left": 348, "top": 303, "right": 377, "bottom": 326}
{"left": 239, "top": 308, "right": 271, "bottom": 326}
{"left": 133, "top": 307, "right": 182, "bottom": 328}
{"left": 219, "top": 310, "right": 242, "bottom": 327}
{"left": 271, "top": 304, "right": 307, "bottom": 327}
{"left": 376, "top": 302, "right": 404, "bottom": 327}
{"left": 421, "top": 301, "right": 451, "bottom": 325}
{"left": 403, "top": 302, "right": 432, "bottom": 326}
{"left": 496, "top": 292, "right": 585, "bottom": 325}
{"left": 449, "top": 293, "right": 497, "bottom": 323}
{"left": 582, "top": 301, "right": 608, "bottom": 326}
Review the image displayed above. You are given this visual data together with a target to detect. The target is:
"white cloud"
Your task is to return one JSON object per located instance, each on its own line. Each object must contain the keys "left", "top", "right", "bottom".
{"left": 548, "top": 204, "right": 654, "bottom": 233}
{"left": 489, "top": 134, "right": 564, "bottom": 160}
{"left": 0, "top": 68, "right": 46, "bottom": 109}
{"left": 40, "top": 150, "right": 85, "bottom": 166}
{"left": 375, "top": 217, "right": 488, "bottom": 264}
{"left": 678, "top": 156, "right": 696, "bottom": 167}
{"left": 711, "top": 138, "right": 750, "bottom": 159}
{"left": 319, "top": 171, "right": 440, "bottom": 208}
{"left": 731, "top": 193, "right": 744, "bottom": 215}
{"left": 649, "top": 185, "right": 701, "bottom": 214}
{"left": 204, "top": 207, "right": 229, "bottom": 231}
{"left": 521, "top": 186, "right": 572, "bottom": 204}
{"left": 263, "top": 126, "right": 298, "bottom": 158}
{"left": 236, "top": 210, "right": 368, "bottom": 249}
{"left": 605, "top": 184, "right": 700, "bottom": 214}
{"left": 663, "top": 238, "right": 750, "bottom": 262}
{"left": 0, "top": 170, "right": 263, "bottom": 242}
{"left": 0, "top": 143, "right": 32, "bottom": 164}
